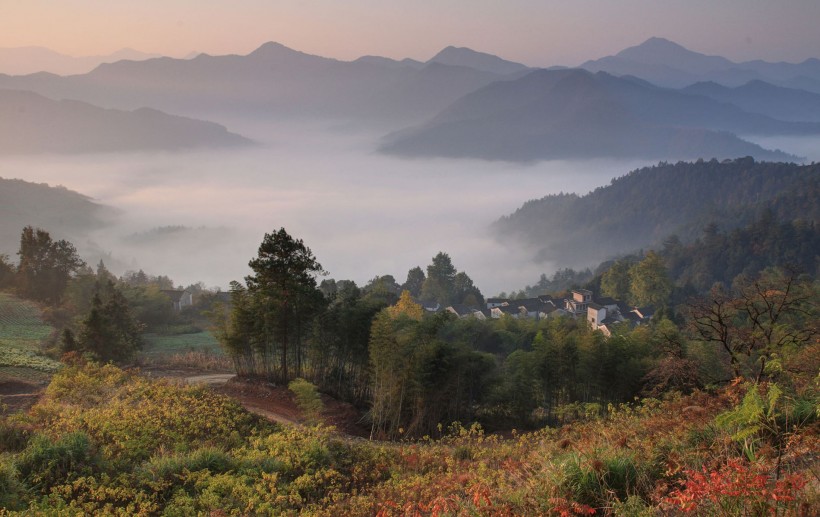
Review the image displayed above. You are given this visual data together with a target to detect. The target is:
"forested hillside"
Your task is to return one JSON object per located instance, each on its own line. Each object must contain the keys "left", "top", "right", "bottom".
{"left": 0, "top": 178, "right": 111, "bottom": 258}
{"left": 493, "top": 157, "right": 820, "bottom": 266}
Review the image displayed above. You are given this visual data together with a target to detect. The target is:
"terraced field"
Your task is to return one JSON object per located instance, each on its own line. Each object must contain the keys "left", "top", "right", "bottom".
{"left": 0, "top": 291, "right": 60, "bottom": 373}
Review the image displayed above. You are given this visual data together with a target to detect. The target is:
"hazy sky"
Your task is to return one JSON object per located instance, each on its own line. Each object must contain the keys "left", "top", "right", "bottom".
{"left": 2, "top": 1, "right": 819, "bottom": 66}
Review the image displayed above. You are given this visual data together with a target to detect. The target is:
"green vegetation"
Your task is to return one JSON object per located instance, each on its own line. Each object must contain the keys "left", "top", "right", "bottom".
{"left": 0, "top": 293, "right": 53, "bottom": 351}
{"left": 0, "top": 362, "right": 815, "bottom": 515}
{"left": 1, "top": 159, "right": 817, "bottom": 514}
{"left": 141, "top": 330, "right": 221, "bottom": 357}
{"left": 495, "top": 158, "right": 820, "bottom": 266}
{"left": 288, "top": 378, "right": 324, "bottom": 424}
{"left": 0, "top": 292, "right": 59, "bottom": 373}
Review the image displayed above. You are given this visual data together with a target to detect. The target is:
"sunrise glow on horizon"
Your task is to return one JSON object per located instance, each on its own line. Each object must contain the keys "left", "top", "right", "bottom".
{"left": 3, "top": 0, "right": 820, "bottom": 66}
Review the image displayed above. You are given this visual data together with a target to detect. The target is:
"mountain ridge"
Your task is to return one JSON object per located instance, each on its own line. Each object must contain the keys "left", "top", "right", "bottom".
{"left": 378, "top": 68, "right": 812, "bottom": 162}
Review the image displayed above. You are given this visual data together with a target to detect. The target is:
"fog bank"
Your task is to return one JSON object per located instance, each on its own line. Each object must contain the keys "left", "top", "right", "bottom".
{"left": 0, "top": 121, "right": 687, "bottom": 294}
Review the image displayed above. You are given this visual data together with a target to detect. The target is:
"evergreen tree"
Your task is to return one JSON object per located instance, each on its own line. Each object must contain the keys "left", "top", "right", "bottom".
{"left": 242, "top": 228, "right": 326, "bottom": 382}
{"left": 71, "top": 282, "right": 143, "bottom": 363}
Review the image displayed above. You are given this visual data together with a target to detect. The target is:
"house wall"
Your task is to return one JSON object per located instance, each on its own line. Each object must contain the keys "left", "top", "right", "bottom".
{"left": 587, "top": 306, "right": 606, "bottom": 327}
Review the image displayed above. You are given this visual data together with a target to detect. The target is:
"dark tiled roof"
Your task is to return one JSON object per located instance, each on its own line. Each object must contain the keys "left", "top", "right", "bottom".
{"left": 588, "top": 302, "right": 604, "bottom": 310}
{"left": 596, "top": 297, "right": 618, "bottom": 306}
{"left": 516, "top": 298, "right": 544, "bottom": 311}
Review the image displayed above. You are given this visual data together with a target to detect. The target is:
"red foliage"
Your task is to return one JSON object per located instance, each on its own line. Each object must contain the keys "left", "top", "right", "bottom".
{"left": 548, "top": 497, "right": 596, "bottom": 516}
{"left": 665, "top": 458, "right": 807, "bottom": 513}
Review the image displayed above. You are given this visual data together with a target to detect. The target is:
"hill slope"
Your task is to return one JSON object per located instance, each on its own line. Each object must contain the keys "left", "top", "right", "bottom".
{"left": 379, "top": 69, "right": 812, "bottom": 161}
{"left": 0, "top": 89, "right": 250, "bottom": 154}
{"left": 0, "top": 177, "right": 112, "bottom": 258}
{"left": 492, "top": 158, "right": 820, "bottom": 265}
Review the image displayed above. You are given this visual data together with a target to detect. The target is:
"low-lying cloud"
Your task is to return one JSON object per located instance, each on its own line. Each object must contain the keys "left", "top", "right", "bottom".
{"left": 8, "top": 121, "right": 813, "bottom": 295}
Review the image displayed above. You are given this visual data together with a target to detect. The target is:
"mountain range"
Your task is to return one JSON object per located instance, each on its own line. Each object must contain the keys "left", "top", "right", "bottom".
{"left": 0, "top": 42, "right": 526, "bottom": 127}
{"left": 581, "top": 37, "right": 820, "bottom": 92}
{"left": 0, "top": 38, "right": 818, "bottom": 160}
{"left": 378, "top": 68, "right": 812, "bottom": 161}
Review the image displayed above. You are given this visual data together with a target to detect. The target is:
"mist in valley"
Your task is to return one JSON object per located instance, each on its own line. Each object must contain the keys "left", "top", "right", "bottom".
{"left": 0, "top": 120, "right": 655, "bottom": 295}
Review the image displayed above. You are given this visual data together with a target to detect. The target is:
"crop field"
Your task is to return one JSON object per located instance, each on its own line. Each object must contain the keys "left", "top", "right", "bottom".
{"left": 141, "top": 330, "right": 222, "bottom": 357}
{"left": 0, "top": 365, "right": 52, "bottom": 384}
{"left": 0, "top": 292, "right": 60, "bottom": 374}
{"left": 0, "top": 292, "right": 52, "bottom": 350}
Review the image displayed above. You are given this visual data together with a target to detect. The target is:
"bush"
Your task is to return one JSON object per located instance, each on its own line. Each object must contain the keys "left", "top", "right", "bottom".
{"left": 0, "top": 456, "right": 25, "bottom": 510}
{"left": 559, "top": 452, "right": 651, "bottom": 508}
{"left": 0, "top": 417, "right": 32, "bottom": 453}
{"left": 16, "top": 431, "right": 100, "bottom": 493}
{"left": 288, "top": 378, "right": 323, "bottom": 424}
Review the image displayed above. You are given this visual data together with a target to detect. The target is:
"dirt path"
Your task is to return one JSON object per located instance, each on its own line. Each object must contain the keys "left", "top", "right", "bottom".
{"left": 184, "top": 373, "right": 236, "bottom": 387}
{"left": 139, "top": 367, "right": 370, "bottom": 437}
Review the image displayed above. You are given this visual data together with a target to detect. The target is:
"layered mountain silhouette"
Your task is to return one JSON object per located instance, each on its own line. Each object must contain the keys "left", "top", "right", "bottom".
{"left": 0, "top": 40, "right": 818, "bottom": 161}
{"left": 0, "top": 46, "right": 161, "bottom": 76}
{"left": 0, "top": 89, "right": 250, "bottom": 154}
{"left": 682, "top": 80, "right": 820, "bottom": 122}
{"left": 0, "top": 42, "right": 523, "bottom": 126}
{"left": 582, "top": 37, "right": 820, "bottom": 92}
{"left": 379, "top": 68, "right": 814, "bottom": 161}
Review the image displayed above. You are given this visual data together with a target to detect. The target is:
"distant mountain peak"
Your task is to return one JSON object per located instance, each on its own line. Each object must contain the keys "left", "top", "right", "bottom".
{"left": 249, "top": 41, "right": 293, "bottom": 55}
{"left": 427, "top": 46, "right": 528, "bottom": 75}
{"left": 616, "top": 36, "right": 724, "bottom": 64}
{"left": 633, "top": 37, "right": 689, "bottom": 52}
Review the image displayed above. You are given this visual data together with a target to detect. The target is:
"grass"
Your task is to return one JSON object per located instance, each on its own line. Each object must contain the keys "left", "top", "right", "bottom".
{"left": 141, "top": 330, "right": 222, "bottom": 357}
{"left": 0, "top": 292, "right": 59, "bottom": 375}
{"left": 140, "top": 330, "right": 232, "bottom": 371}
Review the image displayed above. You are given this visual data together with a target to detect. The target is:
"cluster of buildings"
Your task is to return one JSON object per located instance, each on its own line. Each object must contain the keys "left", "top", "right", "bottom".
{"left": 430, "top": 289, "right": 653, "bottom": 336}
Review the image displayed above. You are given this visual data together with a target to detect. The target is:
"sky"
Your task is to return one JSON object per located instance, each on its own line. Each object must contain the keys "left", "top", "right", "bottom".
{"left": 2, "top": 1, "right": 819, "bottom": 66}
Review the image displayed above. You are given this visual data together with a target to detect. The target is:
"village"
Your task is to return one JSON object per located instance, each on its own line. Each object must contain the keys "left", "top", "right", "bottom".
{"left": 434, "top": 288, "right": 654, "bottom": 336}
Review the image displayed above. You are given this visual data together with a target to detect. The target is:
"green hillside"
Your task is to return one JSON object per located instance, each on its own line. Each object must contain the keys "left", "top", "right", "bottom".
{"left": 494, "top": 158, "right": 820, "bottom": 266}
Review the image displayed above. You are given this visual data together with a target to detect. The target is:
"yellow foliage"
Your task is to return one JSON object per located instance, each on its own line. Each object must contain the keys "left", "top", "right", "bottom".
{"left": 387, "top": 290, "right": 423, "bottom": 321}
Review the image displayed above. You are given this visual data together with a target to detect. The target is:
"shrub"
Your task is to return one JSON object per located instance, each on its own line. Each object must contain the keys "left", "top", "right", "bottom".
{"left": 0, "top": 417, "right": 32, "bottom": 453}
{"left": 289, "top": 378, "right": 324, "bottom": 424}
{"left": 665, "top": 458, "right": 808, "bottom": 515}
{"left": 0, "top": 456, "right": 25, "bottom": 510}
{"left": 559, "top": 452, "right": 652, "bottom": 509}
{"left": 15, "top": 431, "right": 100, "bottom": 493}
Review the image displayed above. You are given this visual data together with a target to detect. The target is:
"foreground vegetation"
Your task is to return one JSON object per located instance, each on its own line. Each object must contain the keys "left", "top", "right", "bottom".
{"left": 0, "top": 362, "right": 816, "bottom": 515}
